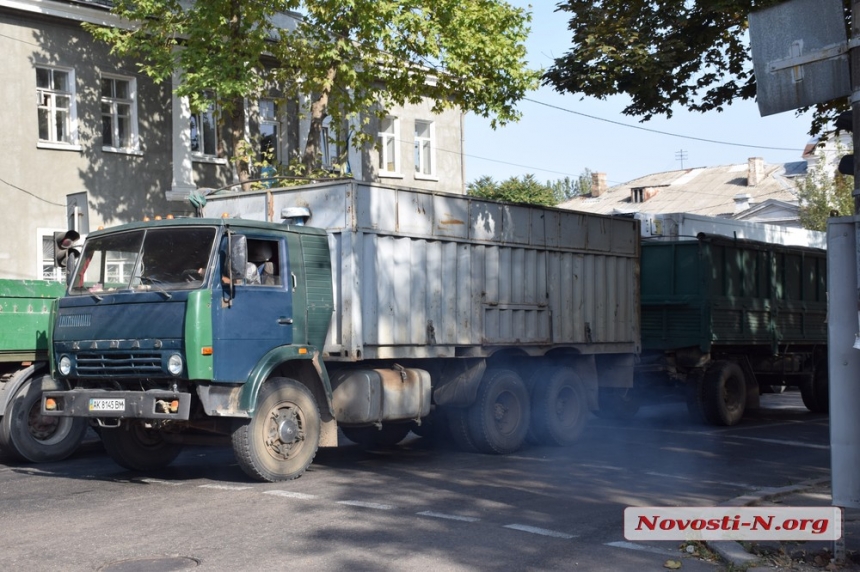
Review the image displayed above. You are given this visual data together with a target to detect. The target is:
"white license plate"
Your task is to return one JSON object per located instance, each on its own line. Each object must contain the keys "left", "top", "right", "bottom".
{"left": 88, "top": 398, "right": 125, "bottom": 412}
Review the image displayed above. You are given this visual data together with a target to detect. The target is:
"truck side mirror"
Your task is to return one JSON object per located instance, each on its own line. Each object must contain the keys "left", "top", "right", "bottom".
{"left": 230, "top": 235, "right": 248, "bottom": 280}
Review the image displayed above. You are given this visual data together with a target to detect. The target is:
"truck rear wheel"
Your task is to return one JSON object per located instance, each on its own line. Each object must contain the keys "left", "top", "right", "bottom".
{"left": 702, "top": 361, "right": 746, "bottom": 426}
{"left": 232, "top": 377, "right": 320, "bottom": 482}
{"left": 446, "top": 406, "right": 479, "bottom": 452}
{"left": 801, "top": 361, "right": 829, "bottom": 414}
{"left": 0, "top": 375, "right": 86, "bottom": 463}
{"left": 100, "top": 421, "right": 182, "bottom": 471}
{"left": 467, "top": 368, "right": 530, "bottom": 454}
{"left": 342, "top": 423, "right": 412, "bottom": 449}
{"left": 530, "top": 367, "right": 588, "bottom": 446}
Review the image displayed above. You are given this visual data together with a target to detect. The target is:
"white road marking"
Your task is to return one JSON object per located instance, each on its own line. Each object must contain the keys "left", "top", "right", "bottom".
{"left": 503, "top": 524, "right": 576, "bottom": 539}
{"left": 337, "top": 500, "right": 395, "bottom": 510}
{"left": 728, "top": 436, "right": 830, "bottom": 450}
{"left": 138, "top": 478, "right": 183, "bottom": 486}
{"left": 644, "top": 471, "right": 755, "bottom": 489}
{"left": 264, "top": 490, "right": 317, "bottom": 500}
{"left": 416, "top": 511, "right": 480, "bottom": 522}
{"left": 198, "top": 484, "right": 253, "bottom": 491}
{"left": 605, "top": 540, "right": 678, "bottom": 556}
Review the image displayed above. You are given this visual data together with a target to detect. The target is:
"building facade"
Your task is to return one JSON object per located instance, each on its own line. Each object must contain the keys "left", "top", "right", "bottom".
{"left": 0, "top": 0, "right": 465, "bottom": 280}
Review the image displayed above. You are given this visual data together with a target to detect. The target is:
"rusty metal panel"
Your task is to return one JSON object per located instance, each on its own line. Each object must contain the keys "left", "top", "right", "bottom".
{"left": 749, "top": 0, "right": 849, "bottom": 116}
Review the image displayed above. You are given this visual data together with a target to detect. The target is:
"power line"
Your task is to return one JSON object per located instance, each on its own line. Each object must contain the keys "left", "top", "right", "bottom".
{"left": 0, "top": 177, "right": 66, "bottom": 206}
{"left": 523, "top": 98, "right": 803, "bottom": 152}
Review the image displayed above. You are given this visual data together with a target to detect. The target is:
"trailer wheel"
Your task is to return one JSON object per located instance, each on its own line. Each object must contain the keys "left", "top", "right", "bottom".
{"left": 530, "top": 367, "right": 588, "bottom": 446}
{"left": 100, "top": 421, "right": 182, "bottom": 471}
{"left": 232, "top": 377, "right": 320, "bottom": 482}
{"left": 801, "top": 361, "right": 829, "bottom": 414}
{"left": 467, "top": 368, "right": 530, "bottom": 454}
{"left": 0, "top": 374, "right": 86, "bottom": 463}
{"left": 702, "top": 361, "right": 746, "bottom": 426}
{"left": 342, "top": 423, "right": 412, "bottom": 449}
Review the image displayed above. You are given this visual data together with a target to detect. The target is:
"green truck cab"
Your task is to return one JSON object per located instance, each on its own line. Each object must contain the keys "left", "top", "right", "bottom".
{"left": 0, "top": 279, "right": 86, "bottom": 462}
{"left": 43, "top": 217, "right": 337, "bottom": 481}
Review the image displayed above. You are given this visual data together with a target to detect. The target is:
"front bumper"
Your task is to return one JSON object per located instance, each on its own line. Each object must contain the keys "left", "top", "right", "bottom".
{"left": 42, "top": 389, "right": 192, "bottom": 420}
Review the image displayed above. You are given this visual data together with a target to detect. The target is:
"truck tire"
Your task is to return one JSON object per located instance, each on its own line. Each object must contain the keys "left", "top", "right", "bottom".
{"left": 342, "top": 423, "right": 412, "bottom": 449}
{"left": 596, "top": 387, "right": 640, "bottom": 421}
{"left": 701, "top": 361, "right": 746, "bottom": 426}
{"left": 232, "top": 377, "right": 320, "bottom": 482}
{"left": 467, "top": 368, "right": 530, "bottom": 454}
{"left": 530, "top": 367, "right": 588, "bottom": 446}
{"left": 801, "top": 361, "right": 829, "bottom": 414}
{"left": 445, "top": 406, "right": 480, "bottom": 452}
{"left": 0, "top": 374, "right": 86, "bottom": 463}
{"left": 100, "top": 421, "right": 182, "bottom": 471}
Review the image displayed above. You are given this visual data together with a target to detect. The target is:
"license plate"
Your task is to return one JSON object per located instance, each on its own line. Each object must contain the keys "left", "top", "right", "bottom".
{"left": 89, "top": 398, "right": 125, "bottom": 412}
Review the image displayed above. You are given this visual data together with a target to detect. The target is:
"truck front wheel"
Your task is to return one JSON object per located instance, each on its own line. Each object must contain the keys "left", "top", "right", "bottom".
{"left": 232, "top": 377, "right": 320, "bottom": 482}
{"left": 100, "top": 421, "right": 182, "bottom": 471}
{"left": 0, "top": 374, "right": 86, "bottom": 463}
{"left": 800, "top": 361, "right": 829, "bottom": 414}
{"left": 702, "top": 361, "right": 746, "bottom": 426}
{"left": 467, "top": 368, "right": 530, "bottom": 454}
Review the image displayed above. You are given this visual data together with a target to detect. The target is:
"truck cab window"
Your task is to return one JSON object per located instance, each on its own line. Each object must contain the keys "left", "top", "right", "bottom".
{"left": 244, "top": 239, "right": 281, "bottom": 286}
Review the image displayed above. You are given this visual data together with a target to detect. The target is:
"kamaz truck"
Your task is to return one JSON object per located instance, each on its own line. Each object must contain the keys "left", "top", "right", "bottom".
{"left": 0, "top": 279, "right": 86, "bottom": 462}
{"left": 41, "top": 182, "right": 641, "bottom": 481}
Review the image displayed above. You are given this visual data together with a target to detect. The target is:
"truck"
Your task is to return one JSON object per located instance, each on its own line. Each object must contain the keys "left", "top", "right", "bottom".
{"left": 40, "top": 181, "right": 641, "bottom": 481}
{"left": 624, "top": 233, "right": 828, "bottom": 426}
{"left": 0, "top": 279, "right": 86, "bottom": 461}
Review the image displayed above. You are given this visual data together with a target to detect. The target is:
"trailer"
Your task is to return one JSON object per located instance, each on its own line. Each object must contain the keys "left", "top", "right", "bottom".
{"left": 0, "top": 279, "right": 86, "bottom": 461}
{"left": 629, "top": 233, "right": 828, "bottom": 425}
{"left": 41, "top": 181, "right": 640, "bottom": 481}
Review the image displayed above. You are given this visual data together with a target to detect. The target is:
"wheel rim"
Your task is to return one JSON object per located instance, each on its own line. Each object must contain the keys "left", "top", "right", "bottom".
{"left": 26, "top": 399, "right": 69, "bottom": 445}
{"left": 493, "top": 389, "right": 522, "bottom": 436}
{"left": 722, "top": 375, "right": 744, "bottom": 414}
{"left": 265, "top": 402, "right": 306, "bottom": 461}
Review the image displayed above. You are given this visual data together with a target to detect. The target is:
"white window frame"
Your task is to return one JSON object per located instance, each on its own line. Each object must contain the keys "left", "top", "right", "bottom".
{"left": 36, "top": 65, "right": 80, "bottom": 150}
{"left": 37, "top": 228, "right": 64, "bottom": 281}
{"left": 191, "top": 96, "right": 221, "bottom": 161}
{"left": 259, "top": 98, "right": 280, "bottom": 164}
{"left": 100, "top": 74, "right": 140, "bottom": 154}
{"left": 414, "top": 119, "right": 436, "bottom": 179}
{"left": 378, "top": 116, "right": 401, "bottom": 177}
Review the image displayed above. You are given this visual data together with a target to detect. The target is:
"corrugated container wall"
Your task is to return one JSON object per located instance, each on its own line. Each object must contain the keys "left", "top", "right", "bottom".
{"left": 204, "top": 182, "right": 641, "bottom": 361}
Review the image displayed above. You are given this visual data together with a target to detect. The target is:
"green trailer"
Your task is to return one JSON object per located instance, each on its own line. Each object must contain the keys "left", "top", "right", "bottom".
{"left": 624, "top": 233, "right": 827, "bottom": 426}
{"left": 0, "top": 279, "right": 86, "bottom": 461}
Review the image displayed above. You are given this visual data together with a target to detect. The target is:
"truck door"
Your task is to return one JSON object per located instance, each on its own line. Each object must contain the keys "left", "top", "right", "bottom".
{"left": 213, "top": 236, "right": 293, "bottom": 382}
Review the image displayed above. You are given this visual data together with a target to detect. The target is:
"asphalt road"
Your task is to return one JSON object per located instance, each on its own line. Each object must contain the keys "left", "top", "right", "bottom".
{"left": 0, "top": 392, "right": 829, "bottom": 572}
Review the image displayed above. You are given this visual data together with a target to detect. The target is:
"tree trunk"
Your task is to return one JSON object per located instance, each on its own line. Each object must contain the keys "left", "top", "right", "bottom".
{"left": 302, "top": 66, "right": 337, "bottom": 175}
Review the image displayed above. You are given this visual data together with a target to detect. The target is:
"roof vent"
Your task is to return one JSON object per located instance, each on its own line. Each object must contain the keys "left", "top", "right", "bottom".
{"left": 281, "top": 206, "right": 311, "bottom": 226}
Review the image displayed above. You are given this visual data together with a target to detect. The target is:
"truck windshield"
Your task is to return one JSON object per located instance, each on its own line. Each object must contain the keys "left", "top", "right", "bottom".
{"left": 69, "top": 227, "right": 217, "bottom": 295}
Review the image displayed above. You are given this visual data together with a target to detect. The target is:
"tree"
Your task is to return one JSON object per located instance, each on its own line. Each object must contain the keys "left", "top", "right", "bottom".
{"left": 467, "top": 174, "right": 557, "bottom": 206}
{"left": 543, "top": 0, "right": 847, "bottom": 133}
{"left": 797, "top": 146, "right": 854, "bottom": 231}
{"left": 86, "top": 0, "right": 539, "bottom": 182}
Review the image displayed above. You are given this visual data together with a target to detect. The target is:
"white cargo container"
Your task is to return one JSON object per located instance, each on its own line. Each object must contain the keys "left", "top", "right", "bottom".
{"left": 204, "top": 181, "right": 641, "bottom": 360}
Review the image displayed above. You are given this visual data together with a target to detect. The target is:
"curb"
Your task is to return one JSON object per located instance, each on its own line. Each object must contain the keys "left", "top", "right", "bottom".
{"left": 706, "top": 478, "right": 832, "bottom": 568}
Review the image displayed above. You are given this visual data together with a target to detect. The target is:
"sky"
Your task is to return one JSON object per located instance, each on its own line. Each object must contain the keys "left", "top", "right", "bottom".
{"left": 463, "top": 2, "right": 817, "bottom": 188}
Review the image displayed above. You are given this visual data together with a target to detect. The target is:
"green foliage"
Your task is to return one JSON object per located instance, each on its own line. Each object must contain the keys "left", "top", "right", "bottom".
{"left": 544, "top": 0, "right": 849, "bottom": 134}
{"left": 547, "top": 169, "right": 593, "bottom": 202}
{"left": 85, "top": 0, "right": 539, "bottom": 172}
{"left": 467, "top": 174, "right": 557, "bottom": 206}
{"left": 797, "top": 145, "right": 854, "bottom": 231}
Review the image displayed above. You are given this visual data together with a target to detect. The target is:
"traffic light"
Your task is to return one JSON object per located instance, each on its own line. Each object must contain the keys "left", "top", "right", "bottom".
{"left": 53, "top": 230, "right": 80, "bottom": 269}
{"left": 836, "top": 110, "right": 854, "bottom": 176}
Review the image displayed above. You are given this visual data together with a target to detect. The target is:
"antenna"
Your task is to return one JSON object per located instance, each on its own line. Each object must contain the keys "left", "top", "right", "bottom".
{"left": 675, "top": 149, "right": 688, "bottom": 169}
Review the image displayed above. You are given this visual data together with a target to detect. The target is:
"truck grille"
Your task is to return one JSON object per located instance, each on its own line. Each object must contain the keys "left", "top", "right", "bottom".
{"left": 75, "top": 352, "right": 162, "bottom": 376}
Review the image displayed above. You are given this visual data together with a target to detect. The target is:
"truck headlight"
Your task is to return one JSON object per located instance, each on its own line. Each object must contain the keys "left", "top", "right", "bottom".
{"left": 58, "top": 355, "right": 72, "bottom": 376}
{"left": 167, "top": 353, "right": 184, "bottom": 376}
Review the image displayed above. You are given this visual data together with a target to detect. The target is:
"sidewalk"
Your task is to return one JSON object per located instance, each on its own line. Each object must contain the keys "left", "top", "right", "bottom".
{"left": 708, "top": 478, "right": 860, "bottom": 571}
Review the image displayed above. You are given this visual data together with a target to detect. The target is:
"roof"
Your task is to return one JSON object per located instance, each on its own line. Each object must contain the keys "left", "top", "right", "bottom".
{"left": 559, "top": 160, "right": 807, "bottom": 218}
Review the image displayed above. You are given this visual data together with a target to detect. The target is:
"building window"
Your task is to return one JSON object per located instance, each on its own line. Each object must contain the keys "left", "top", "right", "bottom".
{"left": 259, "top": 99, "right": 279, "bottom": 163}
{"left": 101, "top": 75, "right": 138, "bottom": 151}
{"left": 41, "top": 233, "right": 63, "bottom": 281}
{"left": 191, "top": 98, "right": 219, "bottom": 158}
{"left": 414, "top": 120, "right": 435, "bottom": 178}
{"left": 36, "top": 66, "right": 75, "bottom": 145}
{"left": 378, "top": 116, "right": 399, "bottom": 174}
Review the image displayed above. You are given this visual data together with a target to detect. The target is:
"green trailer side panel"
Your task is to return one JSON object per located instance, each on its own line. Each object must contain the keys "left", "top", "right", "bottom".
{"left": 640, "top": 236, "right": 827, "bottom": 352}
{"left": 0, "top": 279, "right": 66, "bottom": 358}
